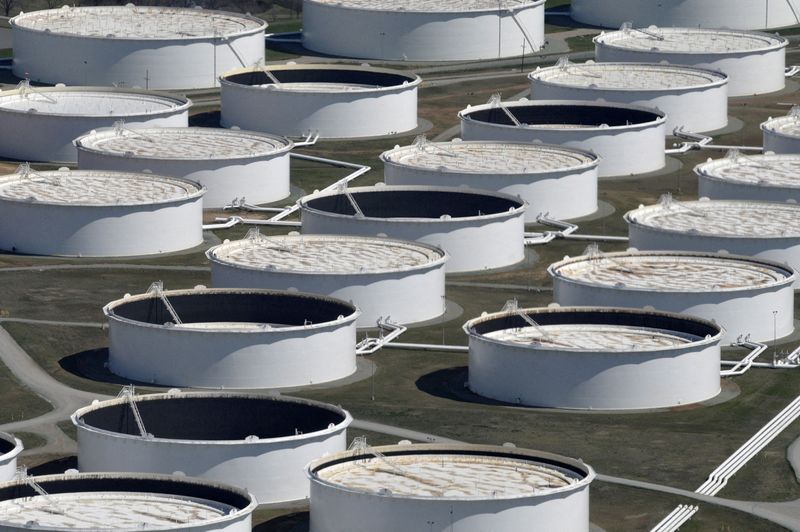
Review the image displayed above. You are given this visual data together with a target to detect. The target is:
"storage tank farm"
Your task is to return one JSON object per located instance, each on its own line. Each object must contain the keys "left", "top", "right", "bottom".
{"left": 0, "top": 167, "right": 204, "bottom": 257}
{"left": 74, "top": 126, "right": 293, "bottom": 209}
{"left": 301, "top": 0, "right": 545, "bottom": 61}
{"left": 0, "top": 472, "right": 255, "bottom": 531}
{"left": 696, "top": 152, "right": 800, "bottom": 202}
{"left": 528, "top": 59, "right": 729, "bottom": 133}
{"left": 549, "top": 250, "right": 796, "bottom": 343}
{"left": 104, "top": 286, "right": 359, "bottom": 389}
{"left": 220, "top": 64, "right": 421, "bottom": 139}
{"left": 594, "top": 27, "right": 788, "bottom": 97}
{"left": 762, "top": 107, "right": 800, "bottom": 154}
{"left": 298, "top": 185, "right": 527, "bottom": 273}
{"left": 0, "top": 85, "right": 190, "bottom": 163}
{"left": 10, "top": 5, "right": 266, "bottom": 90}
{"left": 306, "top": 443, "right": 595, "bottom": 532}
{"left": 72, "top": 390, "right": 352, "bottom": 504}
{"left": 207, "top": 232, "right": 447, "bottom": 328}
{"left": 459, "top": 99, "right": 667, "bottom": 177}
{"left": 381, "top": 138, "right": 599, "bottom": 222}
{"left": 0, "top": 433, "right": 23, "bottom": 482}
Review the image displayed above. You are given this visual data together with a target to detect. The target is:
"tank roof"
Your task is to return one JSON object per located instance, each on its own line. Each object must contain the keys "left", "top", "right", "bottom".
{"left": 381, "top": 139, "right": 598, "bottom": 174}
{"left": 305, "top": 0, "right": 541, "bottom": 13}
{"left": 207, "top": 233, "right": 446, "bottom": 274}
{"left": 762, "top": 109, "right": 800, "bottom": 138}
{"left": 594, "top": 27, "right": 787, "bottom": 54}
{"left": 549, "top": 251, "right": 795, "bottom": 292}
{"left": 530, "top": 61, "right": 726, "bottom": 90}
{"left": 0, "top": 168, "right": 202, "bottom": 206}
{"left": 11, "top": 6, "right": 265, "bottom": 40}
{"left": 221, "top": 64, "right": 420, "bottom": 93}
{"left": 626, "top": 198, "right": 800, "bottom": 238}
{"left": 0, "top": 86, "right": 190, "bottom": 117}
{"left": 75, "top": 127, "right": 292, "bottom": 160}
{"left": 695, "top": 152, "right": 800, "bottom": 189}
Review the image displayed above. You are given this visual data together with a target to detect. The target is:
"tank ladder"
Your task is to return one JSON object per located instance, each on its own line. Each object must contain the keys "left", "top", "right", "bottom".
{"left": 118, "top": 385, "right": 150, "bottom": 438}
{"left": 336, "top": 183, "right": 364, "bottom": 218}
{"left": 499, "top": 0, "right": 541, "bottom": 52}
{"left": 487, "top": 93, "right": 522, "bottom": 126}
{"left": 583, "top": 243, "right": 635, "bottom": 274}
{"left": 501, "top": 299, "right": 554, "bottom": 343}
{"left": 620, "top": 22, "right": 665, "bottom": 41}
{"left": 16, "top": 79, "right": 57, "bottom": 104}
{"left": 147, "top": 281, "right": 182, "bottom": 325}
{"left": 16, "top": 466, "right": 63, "bottom": 515}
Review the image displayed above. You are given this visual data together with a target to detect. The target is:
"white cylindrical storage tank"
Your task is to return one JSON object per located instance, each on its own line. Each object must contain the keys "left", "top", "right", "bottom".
{"left": 762, "top": 109, "right": 800, "bottom": 154}
{"left": 0, "top": 433, "right": 22, "bottom": 482}
{"left": 626, "top": 198, "right": 800, "bottom": 287}
{"left": 0, "top": 85, "right": 190, "bottom": 163}
{"left": 529, "top": 60, "right": 728, "bottom": 133}
{"left": 549, "top": 250, "right": 795, "bottom": 343}
{"left": 207, "top": 233, "right": 447, "bottom": 328}
{"left": 0, "top": 472, "right": 255, "bottom": 531}
{"left": 696, "top": 152, "right": 800, "bottom": 202}
{"left": 381, "top": 139, "right": 599, "bottom": 222}
{"left": 570, "top": 0, "right": 800, "bottom": 30}
{"left": 298, "top": 185, "right": 527, "bottom": 273}
{"left": 73, "top": 391, "right": 352, "bottom": 504}
{"left": 74, "top": 127, "right": 293, "bottom": 209}
{"left": 594, "top": 27, "right": 787, "bottom": 97}
{"left": 459, "top": 99, "right": 666, "bottom": 177}
{"left": 220, "top": 64, "right": 420, "bottom": 139}
{"left": 307, "top": 443, "right": 595, "bottom": 532}
{"left": 302, "top": 0, "right": 545, "bottom": 61}
{"left": 11, "top": 6, "right": 266, "bottom": 90}
{"left": 0, "top": 168, "right": 203, "bottom": 257}
{"left": 105, "top": 287, "right": 359, "bottom": 389}
{"left": 465, "top": 306, "right": 723, "bottom": 410}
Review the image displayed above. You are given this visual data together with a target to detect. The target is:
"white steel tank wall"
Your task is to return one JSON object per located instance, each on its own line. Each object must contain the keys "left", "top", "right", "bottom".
{"left": 0, "top": 434, "right": 22, "bottom": 482}
{"left": 12, "top": 29, "right": 265, "bottom": 90}
{"left": 571, "top": 0, "right": 799, "bottom": 30}
{"left": 76, "top": 148, "right": 291, "bottom": 209}
{"left": 763, "top": 128, "right": 800, "bottom": 154}
{"left": 302, "top": 1, "right": 545, "bottom": 61}
{"left": 594, "top": 42, "right": 786, "bottom": 97}
{"left": 107, "top": 316, "right": 357, "bottom": 388}
{"left": 0, "top": 197, "right": 203, "bottom": 257}
{"left": 210, "top": 263, "right": 446, "bottom": 328}
{"left": 697, "top": 175, "right": 800, "bottom": 202}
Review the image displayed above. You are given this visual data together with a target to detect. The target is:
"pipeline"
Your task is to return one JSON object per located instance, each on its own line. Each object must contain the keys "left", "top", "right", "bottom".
{"left": 720, "top": 337, "right": 768, "bottom": 377}
{"left": 524, "top": 214, "right": 628, "bottom": 245}
{"left": 666, "top": 128, "right": 762, "bottom": 155}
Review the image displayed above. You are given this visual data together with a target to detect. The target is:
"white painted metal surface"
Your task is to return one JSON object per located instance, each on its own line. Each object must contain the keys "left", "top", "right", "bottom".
{"left": 0, "top": 472, "right": 255, "bottom": 531}
{"left": 298, "top": 185, "right": 527, "bottom": 273}
{"left": 220, "top": 64, "right": 420, "bottom": 139}
{"left": 73, "top": 391, "right": 352, "bottom": 505}
{"left": 207, "top": 233, "right": 447, "bottom": 328}
{"left": 549, "top": 250, "right": 796, "bottom": 343}
{"left": 0, "top": 168, "right": 203, "bottom": 257}
{"left": 105, "top": 287, "right": 359, "bottom": 389}
{"left": 762, "top": 108, "right": 800, "bottom": 154}
{"left": 75, "top": 126, "right": 292, "bottom": 208}
{"left": 465, "top": 306, "right": 723, "bottom": 410}
{"left": 571, "top": 0, "right": 800, "bottom": 30}
{"left": 594, "top": 27, "right": 787, "bottom": 97}
{"left": 529, "top": 61, "right": 728, "bottom": 133}
{"left": 696, "top": 152, "right": 800, "bottom": 201}
{"left": 11, "top": 6, "right": 266, "bottom": 90}
{"left": 307, "top": 443, "right": 594, "bottom": 532}
{"left": 459, "top": 99, "right": 666, "bottom": 177}
{"left": 0, "top": 85, "right": 190, "bottom": 163}
{"left": 302, "top": 0, "right": 545, "bottom": 61}
{"left": 382, "top": 139, "right": 598, "bottom": 221}
{"left": 0, "top": 433, "right": 22, "bottom": 483}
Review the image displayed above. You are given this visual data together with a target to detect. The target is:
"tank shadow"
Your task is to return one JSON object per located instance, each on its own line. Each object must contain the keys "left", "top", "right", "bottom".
{"left": 189, "top": 110, "right": 221, "bottom": 128}
{"left": 253, "top": 512, "right": 309, "bottom": 532}
{"left": 59, "top": 348, "right": 159, "bottom": 388}
{"left": 415, "top": 366, "right": 513, "bottom": 407}
{"left": 28, "top": 455, "right": 78, "bottom": 476}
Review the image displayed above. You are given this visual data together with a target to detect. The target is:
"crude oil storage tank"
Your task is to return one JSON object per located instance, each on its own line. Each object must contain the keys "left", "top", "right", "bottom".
{"left": 696, "top": 152, "right": 800, "bottom": 202}
{"left": 459, "top": 99, "right": 666, "bottom": 177}
{"left": 381, "top": 138, "right": 599, "bottom": 222}
{"left": 302, "top": 0, "right": 545, "bottom": 61}
{"left": 465, "top": 306, "right": 723, "bottom": 410}
{"left": 570, "top": 0, "right": 800, "bottom": 30}
{"left": 11, "top": 6, "right": 266, "bottom": 90}
{"left": 105, "top": 286, "right": 359, "bottom": 389}
{"left": 762, "top": 107, "right": 800, "bottom": 153}
{"left": 307, "top": 442, "right": 595, "bottom": 532}
{"left": 0, "top": 84, "right": 190, "bottom": 163}
{"left": 0, "top": 472, "right": 255, "bottom": 530}
{"left": 625, "top": 197, "right": 800, "bottom": 285}
{"left": 528, "top": 60, "right": 728, "bottom": 133}
{"left": 549, "top": 250, "right": 796, "bottom": 343}
{"left": 298, "top": 185, "right": 527, "bottom": 273}
{"left": 207, "top": 232, "right": 447, "bottom": 328}
{"left": 0, "top": 168, "right": 203, "bottom": 257}
{"left": 74, "top": 126, "right": 293, "bottom": 209}
{"left": 73, "top": 390, "right": 352, "bottom": 504}
{"left": 0, "top": 433, "right": 22, "bottom": 482}
{"left": 220, "top": 64, "right": 420, "bottom": 139}
{"left": 594, "top": 27, "right": 787, "bottom": 97}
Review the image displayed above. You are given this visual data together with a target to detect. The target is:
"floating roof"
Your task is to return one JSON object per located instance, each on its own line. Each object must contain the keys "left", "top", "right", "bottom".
{"left": 594, "top": 27, "right": 787, "bottom": 54}
{"left": 696, "top": 153, "right": 800, "bottom": 189}
{"left": 530, "top": 61, "right": 726, "bottom": 90}
{"left": 0, "top": 87, "right": 190, "bottom": 117}
{"left": 306, "top": 0, "right": 541, "bottom": 13}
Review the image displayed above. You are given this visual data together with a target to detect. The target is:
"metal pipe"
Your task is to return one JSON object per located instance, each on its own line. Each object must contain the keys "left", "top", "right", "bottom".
{"left": 382, "top": 342, "right": 468, "bottom": 352}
